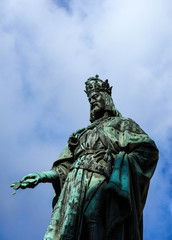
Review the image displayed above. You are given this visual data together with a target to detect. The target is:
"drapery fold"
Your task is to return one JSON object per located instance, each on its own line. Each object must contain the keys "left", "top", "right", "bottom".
{"left": 43, "top": 117, "right": 158, "bottom": 240}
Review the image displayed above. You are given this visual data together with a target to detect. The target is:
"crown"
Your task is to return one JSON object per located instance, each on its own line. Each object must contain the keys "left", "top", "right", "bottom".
{"left": 85, "top": 74, "right": 112, "bottom": 96}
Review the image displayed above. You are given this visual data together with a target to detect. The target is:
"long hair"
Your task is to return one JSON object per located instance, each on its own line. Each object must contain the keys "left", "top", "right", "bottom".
{"left": 90, "top": 92, "right": 122, "bottom": 122}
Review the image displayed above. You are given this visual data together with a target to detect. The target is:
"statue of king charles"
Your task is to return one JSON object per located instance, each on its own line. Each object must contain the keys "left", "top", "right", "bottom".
{"left": 11, "top": 75, "right": 159, "bottom": 240}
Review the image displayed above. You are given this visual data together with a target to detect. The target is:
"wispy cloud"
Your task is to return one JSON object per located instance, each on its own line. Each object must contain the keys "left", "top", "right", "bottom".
{"left": 0, "top": 0, "right": 172, "bottom": 239}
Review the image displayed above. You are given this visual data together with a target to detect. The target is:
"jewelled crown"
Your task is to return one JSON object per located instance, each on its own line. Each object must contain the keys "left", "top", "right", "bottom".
{"left": 85, "top": 75, "right": 112, "bottom": 96}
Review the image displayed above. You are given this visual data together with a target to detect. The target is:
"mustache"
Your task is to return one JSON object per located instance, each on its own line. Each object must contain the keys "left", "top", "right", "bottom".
{"left": 91, "top": 102, "right": 100, "bottom": 110}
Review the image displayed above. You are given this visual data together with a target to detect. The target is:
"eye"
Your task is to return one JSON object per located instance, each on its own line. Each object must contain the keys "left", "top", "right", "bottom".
{"left": 89, "top": 93, "right": 100, "bottom": 102}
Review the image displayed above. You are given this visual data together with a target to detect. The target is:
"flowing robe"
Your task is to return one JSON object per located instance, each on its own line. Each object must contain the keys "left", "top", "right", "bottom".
{"left": 43, "top": 116, "right": 158, "bottom": 240}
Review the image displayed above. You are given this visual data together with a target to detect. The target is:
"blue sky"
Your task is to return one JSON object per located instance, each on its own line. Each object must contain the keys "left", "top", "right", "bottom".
{"left": 0, "top": 0, "right": 172, "bottom": 239}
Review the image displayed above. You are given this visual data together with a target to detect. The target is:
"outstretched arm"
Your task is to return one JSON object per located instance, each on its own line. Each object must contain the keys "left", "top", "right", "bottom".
{"left": 11, "top": 144, "right": 74, "bottom": 195}
{"left": 10, "top": 169, "right": 58, "bottom": 194}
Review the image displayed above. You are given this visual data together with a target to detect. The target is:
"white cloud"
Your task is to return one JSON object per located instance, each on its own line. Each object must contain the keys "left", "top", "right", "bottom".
{"left": 0, "top": 0, "right": 172, "bottom": 239}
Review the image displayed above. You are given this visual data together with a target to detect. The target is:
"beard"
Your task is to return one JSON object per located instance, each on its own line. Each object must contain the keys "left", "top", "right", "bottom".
{"left": 90, "top": 105, "right": 105, "bottom": 122}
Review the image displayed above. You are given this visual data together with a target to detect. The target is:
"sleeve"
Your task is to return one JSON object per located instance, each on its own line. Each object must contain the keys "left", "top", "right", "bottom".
{"left": 51, "top": 144, "right": 74, "bottom": 207}
{"left": 105, "top": 119, "right": 159, "bottom": 238}
{"left": 51, "top": 127, "right": 84, "bottom": 205}
{"left": 127, "top": 137, "right": 159, "bottom": 215}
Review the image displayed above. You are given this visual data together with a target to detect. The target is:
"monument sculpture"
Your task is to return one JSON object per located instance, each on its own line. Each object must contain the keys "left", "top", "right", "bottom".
{"left": 11, "top": 75, "right": 159, "bottom": 240}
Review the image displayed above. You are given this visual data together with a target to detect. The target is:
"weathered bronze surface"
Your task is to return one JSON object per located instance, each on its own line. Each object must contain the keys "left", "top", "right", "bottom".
{"left": 11, "top": 75, "right": 159, "bottom": 240}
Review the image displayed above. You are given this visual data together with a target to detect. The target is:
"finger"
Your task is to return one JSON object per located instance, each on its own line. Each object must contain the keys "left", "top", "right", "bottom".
{"left": 22, "top": 179, "right": 35, "bottom": 184}
{"left": 11, "top": 181, "right": 22, "bottom": 190}
{"left": 20, "top": 183, "right": 30, "bottom": 189}
{"left": 20, "top": 181, "right": 37, "bottom": 189}
{"left": 34, "top": 179, "right": 38, "bottom": 185}
{"left": 21, "top": 174, "right": 33, "bottom": 181}
{"left": 10, "top": 182, "right": 20, "bottom": 187}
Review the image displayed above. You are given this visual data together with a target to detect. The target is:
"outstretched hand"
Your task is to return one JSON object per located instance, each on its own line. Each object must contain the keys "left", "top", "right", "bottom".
{"left": 10, "top": 173, "right": 41, "bottom": 195}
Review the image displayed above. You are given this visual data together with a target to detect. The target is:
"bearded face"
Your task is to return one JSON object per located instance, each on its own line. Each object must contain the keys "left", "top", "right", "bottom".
{"left": 89, "top": 91, "right": 106, "bottom": 122}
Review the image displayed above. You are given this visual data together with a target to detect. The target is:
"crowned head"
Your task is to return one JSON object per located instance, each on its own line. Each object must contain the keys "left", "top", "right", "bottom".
{"left": 85, "top": 74, "right": 112, "bottom": 97}
{"left": 85, "top": 75, "right": 122, "bottom": 122}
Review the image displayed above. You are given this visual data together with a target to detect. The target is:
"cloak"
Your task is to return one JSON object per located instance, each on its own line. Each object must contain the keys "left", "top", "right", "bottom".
{"left": 47, "top": 116, "right": 158, "bottom": 240}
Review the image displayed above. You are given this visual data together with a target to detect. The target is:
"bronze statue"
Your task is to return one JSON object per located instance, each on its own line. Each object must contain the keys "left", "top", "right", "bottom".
{"left": 11, "top": 75, "right": 159, "bottom": 240}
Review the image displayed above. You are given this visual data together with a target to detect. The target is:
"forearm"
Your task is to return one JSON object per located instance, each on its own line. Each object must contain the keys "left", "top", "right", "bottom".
{"left": 37, "top": 161, "right": 71, "bottom": 184}
{"left": 37, "top": 169, "right": 59, "bottom": 183}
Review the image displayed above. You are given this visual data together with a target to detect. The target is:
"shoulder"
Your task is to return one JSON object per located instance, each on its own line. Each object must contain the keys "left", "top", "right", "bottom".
{"left": 72, "top": 127, "right": 86, "bottom": 137}
{"left": 58, "top": 144, "right": 73, "bottom": 159}
{"left": 105, "top": 116, "right": 146, "bottom": 134}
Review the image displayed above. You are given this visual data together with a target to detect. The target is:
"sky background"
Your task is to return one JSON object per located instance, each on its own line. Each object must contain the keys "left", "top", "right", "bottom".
{"left": 0, "top": 0, "right": 172, "bottom": 239}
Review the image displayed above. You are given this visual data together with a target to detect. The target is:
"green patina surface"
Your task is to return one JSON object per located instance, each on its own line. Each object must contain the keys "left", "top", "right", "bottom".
{"left": 11, "top": 75, "right": 159, "bottom": 240}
